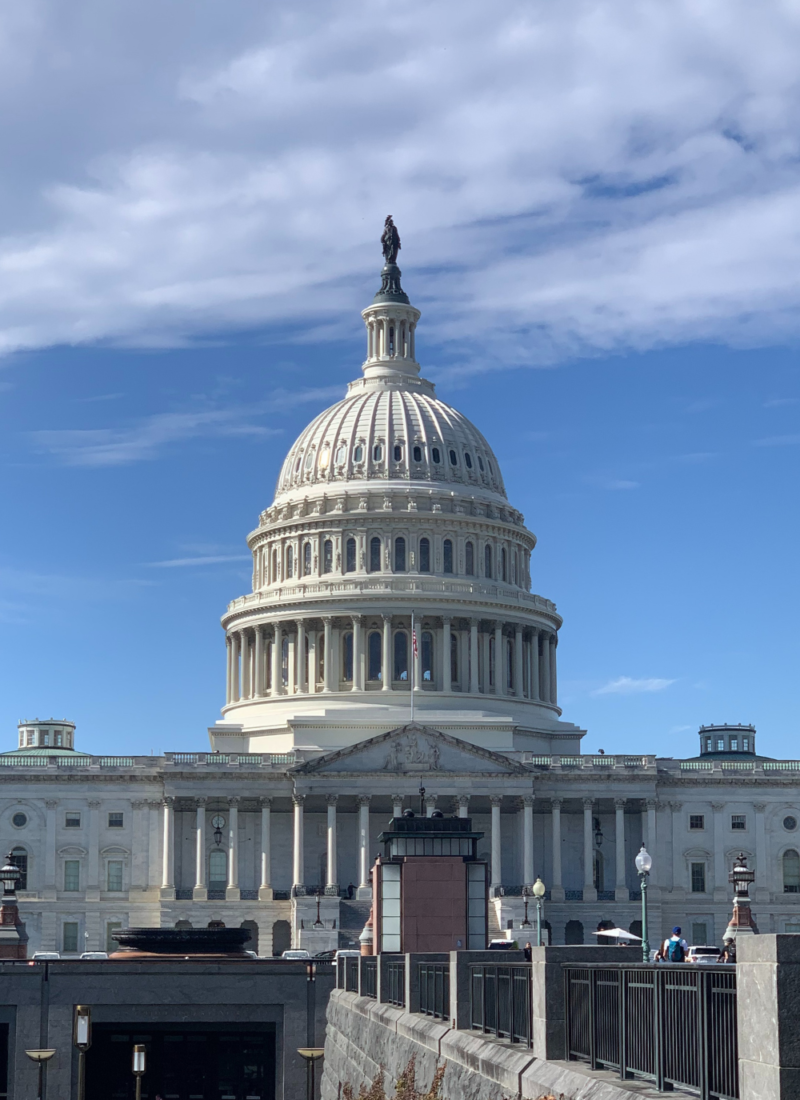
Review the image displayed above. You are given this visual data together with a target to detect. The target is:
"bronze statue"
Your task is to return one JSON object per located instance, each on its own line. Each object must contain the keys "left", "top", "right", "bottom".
{"left": 381, "top": 215, "right": 401, "bottom": 265}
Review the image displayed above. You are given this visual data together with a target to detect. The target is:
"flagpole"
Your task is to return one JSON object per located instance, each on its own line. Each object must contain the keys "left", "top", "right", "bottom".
{"left": 410, "top": 611, "right": 415, "bottom": 724}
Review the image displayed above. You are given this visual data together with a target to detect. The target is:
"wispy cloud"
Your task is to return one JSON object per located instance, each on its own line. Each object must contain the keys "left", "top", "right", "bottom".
{"left": 147, "top": 554, "right": 251, "bottom": 568}
{"left": 753, "top": 434, "right": 800, "bottom": 447}
{"left": 593, "top": 676, "right": 676, "bottom": 696}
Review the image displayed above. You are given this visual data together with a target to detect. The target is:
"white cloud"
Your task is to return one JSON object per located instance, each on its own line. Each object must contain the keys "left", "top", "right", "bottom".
{"left": 593, "top": 676, "right": 676, "bottom": 696}
{"left": 1, "top": 1, "right": 800, "bottom": 361}
{"left": 147, "top": 555, "right": 251, "bottom": 568}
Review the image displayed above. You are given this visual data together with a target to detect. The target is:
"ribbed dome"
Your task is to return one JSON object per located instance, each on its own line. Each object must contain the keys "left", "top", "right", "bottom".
{"left": 275, "top": 386, "right": 506, "bottom": 502}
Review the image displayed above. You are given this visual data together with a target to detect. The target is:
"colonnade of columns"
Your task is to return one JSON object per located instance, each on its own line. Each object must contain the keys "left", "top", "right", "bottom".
{"left": 225, "top": 616, "right": 558, "bottom": 706}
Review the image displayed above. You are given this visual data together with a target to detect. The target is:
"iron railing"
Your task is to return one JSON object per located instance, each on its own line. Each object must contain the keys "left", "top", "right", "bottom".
{"left": 470, "top": 963, "right": 531, "bottom": 1045}
{"left": 419, "top": 963, "right": 450, "bottom": 1020}
{"left": 564, "top": 964, "right": 738, "bottom": 1100}
{"left": 361, "top": 957, "right": 377, "bottom": 999}
{"left": 384, "top": 958, "right": 406, "bottom": 1007}
{"left": 345, "top": 956, "right": 359, "bottom": 992}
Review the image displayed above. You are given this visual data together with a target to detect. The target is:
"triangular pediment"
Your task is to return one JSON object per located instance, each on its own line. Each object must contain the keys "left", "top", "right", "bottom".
{"left": 294, "top": 723, "right": 530, "bottom": 776}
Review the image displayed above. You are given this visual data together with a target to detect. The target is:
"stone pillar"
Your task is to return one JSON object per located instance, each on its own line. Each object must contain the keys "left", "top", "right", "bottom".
{"left": 259, "top": 798, "right": 272, "bottom": 900}
{"left": 271, "top": 624, "right": 282, "bottom": 695}
{"left": 392, "top": 794, "right": 404, "bottom": 818}
{"left": 230, "top": 632, "right": 240, "bottom": 702}
{"left": 712, "top": 801, "right": 727, "bottom": 901}
{"left": 755, "top": 803, "right": 769, "bottom": 902}
{"left": 226, "top": 798, "right": 240, "bottom": 900}
{"left": 287, "top": 627, "right": 296, "bottom": 694}
{"left": 255, "top": 628, "right": 265, "bottom": 696}
{"left": 323, "top": 617, "right": 333, "bottom": 692}
{"left": 240, "top": 631, "right": 251, "bottom": 699}
{"left": 352, "top": 615, "right": 364, "bottom": 691}
{"left": 491, "top": 796, "right": 502, "bottom": 895}
{"left": 193, "top": 798, "right": 208, "bottom": 900}
{"left": 549, "top": 634, "right": 557, "bottom": 704}
{"left": 646, "top": 799, "right": 658, "bottom": 887}
{"left": 514, "top": 626, "right": 524, "bottom": 696}
{"left": 382, "top": 615, "right": 392, "bottom": 691}
{"left": 161, "top": 798, "right": 175, "bottom": 899}
{"left": 494, "top": 621, "right": 505, "bottom": 694}
{"left": 226, "top": 635, "right": 233, "bottom": 704}
{"left": 615, "top": 798, "right": 627, "bottom": 902}
{"left": 583, "top": 798, "right": 597, "bottom": 902}
{"left": 522, "top": 796, "right": 535, "bottom": 887}
{"left": 469, "top": 619, "right": 480, "bottom": 693}
{"left": 326, "top": 796, "right": 339, "bottom": 895}
{"left": 292, "top": 795, "right": 305, "bottom": 893}
{"left": 539, "top": 633, "right": 550, "bottom": 704}
{"left": 86, "top": 800, "right": 100, "bottom": 900}
{"left": 296, "top": 620, "right": 306, "bottom": 693}
{"left": 551, "top": 799, "right": 564, "bottom": 901}
{"left": 44, "top": 799, "right": 57, "bottom": 898}
{"left": 457, "top": 795, "right": 470, "bottom": 819}
{"left": 441, "top": 617, "right": 451, "bottom": 692}
{"left": 357, "top": 796, "right": 372, "bottom": 899}
{"left": 481, "top": 631, "right": 491, "bottom": 694}
{"left": 736, "top": 935, "right": 800, "bottom": 1100}
{"left": 308, "top": 629, "right": 318, "bottom": 694}
{"left": 530, "top": 629, "right": 540, "bottom": 700}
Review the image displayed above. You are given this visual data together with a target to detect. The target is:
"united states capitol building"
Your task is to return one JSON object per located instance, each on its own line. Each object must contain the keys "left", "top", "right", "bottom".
{"left": 4, "top": 227, "right": 800, "bottom": 957}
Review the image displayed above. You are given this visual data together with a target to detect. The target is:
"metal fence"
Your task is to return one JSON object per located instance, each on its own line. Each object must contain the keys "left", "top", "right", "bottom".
{"left": 564, "top": 964, "right": 738, "bottom": 1100}
{"left": 384, "top": 958, "right": 406, "bottom": 1007}
{"left": 345, "top": 956, "right": 360, "bottom": 992}
{"left": 470, "top": 963, "right": 531, "bottom": 1045}
{"left": 419, "top": 963, "right": 450, "bottom": 1021}
{"left": 362, "top": 957, "right": 377, "bottom": 999}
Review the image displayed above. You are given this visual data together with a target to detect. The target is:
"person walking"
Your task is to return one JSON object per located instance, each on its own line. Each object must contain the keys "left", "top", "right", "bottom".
{"left": 658, "top": 926, "right": 689, "bottom": 962}
{"left": 721, "top": 937, "right": 737, "bottom": 963}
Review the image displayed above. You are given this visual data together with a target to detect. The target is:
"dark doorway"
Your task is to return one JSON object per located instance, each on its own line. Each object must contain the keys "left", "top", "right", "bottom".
{"left": 565, "top": 919, "right": 584, "bottom": 945}
{"left": 86, "top": 1025, "right": 275, "bottom": 1100}
{"left": 272, "top": 919, "right": 291, "bottom": 956}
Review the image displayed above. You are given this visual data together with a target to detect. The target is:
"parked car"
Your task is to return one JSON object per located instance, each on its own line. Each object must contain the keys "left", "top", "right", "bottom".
{"left": 687, "top": 945, "right": 721, "bottom": 964}
{"left": 333, "top": 949, "right": 361, "bottom": 960}
{"left": 31, "top": 952, "right": 60, "bottom": 961}
{"left": 488, "top": 939, "right": 517, "bottom": 951}
{"left": 80, "top": 951, "right": 109, "bottom": 960}
{"left": 281, "top": 949, "right": 311, "bottom": 959}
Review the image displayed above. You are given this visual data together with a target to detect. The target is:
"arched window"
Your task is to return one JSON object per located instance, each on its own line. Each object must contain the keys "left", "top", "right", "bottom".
{"left": 413, "top": 445, "right": 422, "bottom": 462}
{"left": 421, "top": 631, "right": 434, "bottom": 682}
{"left": 784, "top": 850, "right": 800, "bottom": 893}
{"left": 449, "top": 449, "right": 458, "bottom": 466}
{"left": 346, "top": 538, "right": 356, "bottom": 573}
{"left": 209, "top": 850, "right": 227, "bottom": 892}
{"left": 565, "top": 920, "right": 584, "bottom": 945}
{"left": 464, "top": 452, "right": 473, "bottom": 469}
{"left": 393, "top": 444, "right": 403, "bottom": 461}
{"left": 431, "top": 447, "right": 441, "bottom": 464}
{"left": 10, "top": 848, "right": 27, "bottom": 891}
{"left": 501, "top": 547, "right": 507, "bottom": 582}
{"left": 335, "top": 443, "right": 347, "bottom": 465}
{"left": 370, "top": 536, "right": 382, "bottom": 572}
{"left": 394, "top": 632, "right": 408, "bottom": 681}
{"left": 419, "top": 538, "right": 431, "bottom": 572}
{"left": 485, "top": 544, "right": 492, "bottom": 579}
{"left": 507, "top": 639, "right": 514, "bottom": 691}
{"left": 394, "top": 537, "right": 406, "bottom": 572}
{"left": 303, "top": 543, "right": 312, "bottom": 576}
{"left": 593, "top": 850, "right": 604, "bottom": 892}
{"left": 342, "top": 633, "right": 354, "bottom": 682}
{"left": 272, "top": 919, "right": 291, "bottom": 956}
{"left": 373, "top": 443, "right": 383, "bottom": 462}
{"left": 271, "top": 548, "right": 278, "bottom": 582}
{"left": 286, "top": 545, "right": 294, "bottom": 578}
{"left": 353, "top": 444, "right": 364, "bottom": 463}
{"left": 450, "top": 633, "right": 459, "bottom": 684}
{"left": 368, "top": 631, "right": 382, "bottom": 681}
{"left": 465, "top": 541, "right": 474, "bottom": 576}
{"left": 323, "top": 540, "right": 333, "bottom": 574}
{"left": 443, "top": 539, "right": 453, "bottom": 574}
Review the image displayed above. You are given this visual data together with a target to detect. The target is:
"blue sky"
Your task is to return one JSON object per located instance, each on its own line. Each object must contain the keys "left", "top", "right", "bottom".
{"left": 0, "top": 0, "right": 798, "bottom": 757}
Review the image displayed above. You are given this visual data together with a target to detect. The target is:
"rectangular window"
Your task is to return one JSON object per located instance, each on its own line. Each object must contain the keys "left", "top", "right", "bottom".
{"left": 62, "top": 922, "right": 79, "bottom": 954}
{"left": 743, "top": 737, "right": 750, "bottom": 751}
{"left": 730, "top": 738, "right": 738, "bottom": 751}
{"left": 106, "top": 921, "right": 122, "bottom": 954}
{"left": 692, "top": 922, "right": 708, "bottom": 945}
{"left": 107, "top": 861, "right": 123, "bottom": 892}
{"left": 689, "top": 815, "right": 705, "bottom": 830}
{"left": 64, "top": 860, "right": 80, "bottom": 892}
{"left": 108, "top": 812, "right": 124, "bottom": 829}
{"left": 43, "top": 732, "right": 50, "bottom": 745}
{"left": 55, "top": 732, "right": 63, "bottom": 746}
{"left": 716, "top": 738, "right": 725, "bottom": 751}
{"left": 731, "top": 815, "right": 746, "bottom": 830}
{"left": 65, "top": 812, "right": 81, "bottom": 829}
{"left": 691, "top": 862, "right": 706, "bottom": 893}
{"left": 380, "top": 863, "right": 401, "bottom": 952}
{"left": 785, "top": 922, "right": 800, "bottom": 934}
{"left": 27, "top": 732, "right": 34, "bottom": 745}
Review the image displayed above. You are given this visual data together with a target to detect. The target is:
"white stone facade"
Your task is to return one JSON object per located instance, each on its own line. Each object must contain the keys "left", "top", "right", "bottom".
{"left": 3, "top": 255, "right": 799, "bottom": 957}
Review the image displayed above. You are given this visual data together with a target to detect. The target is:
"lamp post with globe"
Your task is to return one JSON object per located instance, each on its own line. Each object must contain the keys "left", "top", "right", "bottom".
{"left": 635, "top": 845, "right": 653, "bottom": 963}
{"left": 532, "top": 877, "right": 546, "bottom": 947}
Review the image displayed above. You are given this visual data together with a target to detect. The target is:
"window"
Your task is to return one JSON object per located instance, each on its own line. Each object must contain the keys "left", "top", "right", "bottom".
{"left": 294, "top": 454, "right": 302, "bottom": 473}
{"left": 419, "top": 538, "right": 431, "bottom": 572}
{"left": 64, "top": 860, "right": 80, "bottom": 892}
{"left": 394, "top": 537, "right": 406, "bottom": 572}
{"left": 370, "top": 536, "right": 382, "bottom": 572}
{"left": 10, "top": 848, "right": 27, "bottom": 890}
{"left": 272, "top": 548, "right": 278, "bottom": 582}
{"left": 394, "top": 632, "right": 408, "bottom": 681}
{"left": 484, "top": 544, "right": 492, "bottom": 579}
{"left": 784, "top": 850, "right": 800, "bottom": 893}
{"left": 421, "top": 631, "right": 433, "bottom": 682}
{"left": 487, "top": 459, "right": 494, "bottom": 475}
{"left": 784, "top": 816, "right": 798, "bottom": 832}
{"left": 304, "top": 450, "right": 314, "bottom": 470}
{"left": 106, "top": 921, "right": 122, "bottom": 954}
{"left": 464, "top": 452, "right": 473, "bottom": 469}
{"left": 346, "top": 537, "right": 356, "bottom": 573}
{"left": 431, "top": 447, "right": 441, "bottom": 464}
{"left": 381, "top": 863, "right": 401, "bottom": 952}
{"left": 786, "top": 922, "right": 800, "bottom": 933}
{"left": 689, "top": 815, "right": 705, "bottom": 830}
{"left": 450, "top": 633, "right": 458, "bottom": 684}
{"left": 368, "top": 632, "right": 382, "bottom": 681}
{"left": 335, "top": 442, "right": 347, "bottom": 465}
{"left": 43, "top": 732, "right": 50, "bottom": 745}
{"left": 319, "top": 444, "right": 330, "bottom": 470}
{"left": 593, "top": 850, "right": 604, "bottom": 892}
{"left": 107, "top": 861, "right": 123, "bottom": 892}
{"left": 372, "top": 444, "right": 383, "bottom": 462}
{"left": 443, "top": 539, "right": 453, "bottom": 574}
{"left": 692, "top": 922, "right": 708, "bottom": 945}
{"left": 303, "top": 543, "right": 312, "bottom": 576}
{"left": 323, "top": 540, "right": 333, "bottom": 574}
{"left": 286, "top": 545, "right": 294, "bottom": 578}
{"left": 716, "top": 738, "right": 725, "bottom": 751}
{"left": 209, "top": 849, "right": 227, "bottom": 892}
{"left": 731, "top": 815, "right": 746, "bottom": 830}
{"left": 730, "top": 738, "right": 738, "bottom": 751}
{"left": 353, "top": 444, "right": 364, "bottom": 462}
{"left": 465, "top": 541, "right": 474, "bottom": 575}
{"left": 108, "top": 812, "right": 124, "bottom": 829}
{"left": 413, "top": 445, "right": 422, "bottom": 462}
{"left": 742, "top": 737, "right": 750, "bottom": 751}
{"left": 501, "top": 547, "right": 507, "bottom": 582}
{"left": 449, "top": 449, "right": 458, "bottom": 466}
{"left": 65, "top": 812, "right": 81, "bottom": 829}
{"left": 705, "top": 737, "right": 712, "bottom": 752}
{"left": 63, "top": 922, "right": 79, "bottom": 954}
{"left": 342, "top": 632, "right": 354, "bottom": 682}
{"left": 478, "top": 456, "right": 485, "bottom": 472}
{"left": 55, "top": 732, "right": 63, "bottom": 746}
{"left": 691, "top": 862, "right": 706, "bottom": 893}
{"left": 393, "top": 444, "right": 403, "bottom": 461}
{"left": 11, "top": 812, "right": 27, "bottom": 828}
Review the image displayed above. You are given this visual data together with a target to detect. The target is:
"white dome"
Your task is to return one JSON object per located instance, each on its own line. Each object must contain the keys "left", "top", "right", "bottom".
{"left": 275, "top": 385, "right": 506, "bottom": 503}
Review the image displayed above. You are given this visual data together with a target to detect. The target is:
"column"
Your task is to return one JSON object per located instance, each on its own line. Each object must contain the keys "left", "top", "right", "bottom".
{"left": 309, "top": 629, "right": 319, "bottom": 693}
{"left": 460, "top": 629, "right": 469, "bottom": 692}
{"left": 352, "top": 615, "right": 364, "bottom": 692}
{"left": 259, "top": 798, "right": 272, "bottom": 900}
{"left": 522, "top": 796, "right": 534, "bottom": 887}
{"left": 287, "top": 627, "right": 296, "bottom": 694}
{"left": 494, "top": 621, "right": 505, "bottom": 695}
{"left": 230, "top": 633, "right": 240, "bottom": 702}
{"left": 441, "top": 617, "right": 451, "bottom": 692}
{"left": 357, "top": 796, "right": 372, "bottom": 899}
{"left": 226, "top": 798, "right": 240, "bottom": 900}
{"left": 712, "top": 801, "right": 726, "bottom": 901}
{"left": 539, "top": 633, "right": 551, "bottom": 704}
{"left": 255, "top": 629, "right": 265, "bottom": 696}
{"left": 646, "top": 799, "right": 658, "bottom": 887}
{"left": 530, "top": 629, "right": 540, "bottom": 700}
{"left": 615, "top": 798, "right": 627, "bottom": 901}
{"left": 44, "top": 799, "right": 57, "bottom": 898}
{"left": 481, "top": 631, "right": 490, "bottom": 694}
{"left": 490, "top": 796, "right": 502, "bottom": 895}
{"left": 457, "top": 795, "right": 470, "bottom": 819}
{"left": 87, "top": 800, "right": 100, "bottom": 900}
{"left": 392, "top": 794, "right": 404, "bottom": 818}
{"left": 551, "top": 798, "right": 564, "bottom": 901}
{"left": 240, "top": 631, "right": 251, "bottom": 699}
{"left": 382, "top": 615, "right": 392, "bottom": 691}
{"left": 226, "top": 636, "right": 233, "bottom": 704}
{"left": 325, "top": 796, "right": 338, "bottom": 895}
{"left": 193, "top": 798, "right": 207, "bottom": 900}
{"left": 271, "top": 624, "right": 282, "bottom": 695}
{"left": 469, "top": 619, "right": 480, "bottom": 693}
{"left": 549, "top": 634, "right": 558, "bottom": 704}
{"left": 147, "top": 801, "right": 161, "bottom": 888}
{"left": 583, "top": 797, "right": 597, "bottom": 901}
{"left": 323, "top": 617, "right": 333, "bottom": 692}
{"left": 296, "top": 620, "right": 306, "bottom": 693}
{"left": 292, "top": 795, "right": 305, "bottom": 894}
{"left": 161, "top": 797, "right": 175, "bottom": 898}
{"left": 514, "top": 626, "right": 524, "bottom": 697}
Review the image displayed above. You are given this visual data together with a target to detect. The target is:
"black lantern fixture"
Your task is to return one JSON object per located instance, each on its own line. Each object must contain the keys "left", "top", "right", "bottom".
{"left": 0, "top": 854, "right": 20, "bottom": 898}
{"left": 211, "top": 814, "right": 225, "bottom": 847}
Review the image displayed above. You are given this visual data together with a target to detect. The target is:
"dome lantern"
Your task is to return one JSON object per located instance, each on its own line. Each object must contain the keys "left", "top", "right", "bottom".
{"left": 359, "top": 217, "right": 423, "bottom": 390}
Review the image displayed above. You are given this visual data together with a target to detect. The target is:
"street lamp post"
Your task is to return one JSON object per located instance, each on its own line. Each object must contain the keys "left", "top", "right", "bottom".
{"left": 24, "top": 1049, "right": 55, "bottom": 1100}
{"left": 132, "top": 1044, "right": 146, "bottom": 1100}
{"left": 73, "top": 1005, "right": 91, "bottom": 1100}
{"left": 532, "top": 877, "right": 546, "bottom": 947}
{"left": 297, "top": 1048, "right": 325, "bottom": 1100}
{"left": 521, "top": 885, "right": 532, "bottom": 929}
{"left": 635, "top": 845, "right": 653, "bottom": 964}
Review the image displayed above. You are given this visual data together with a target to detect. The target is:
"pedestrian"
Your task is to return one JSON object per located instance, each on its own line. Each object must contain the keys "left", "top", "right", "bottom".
{"left": 721, "top": 937, "right": 737, "bottom": 964}
{"left": 347, "top": 882, "right": 355, "bottom": 899}
{"left": 658, "top": 926, "right": 689, "bottom": 962}
{"left": 523, "top": 941, "right": 532, "bottom": 961}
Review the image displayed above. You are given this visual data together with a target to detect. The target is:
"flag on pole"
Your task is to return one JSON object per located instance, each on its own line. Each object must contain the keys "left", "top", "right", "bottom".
{"left": 412, "top": 626, "right": 418, "bottom": 658}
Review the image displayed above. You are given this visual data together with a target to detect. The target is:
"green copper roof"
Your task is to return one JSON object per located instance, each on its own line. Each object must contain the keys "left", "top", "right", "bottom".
{"left": 1, "top": 747, "right": 91, "bottom": 758}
